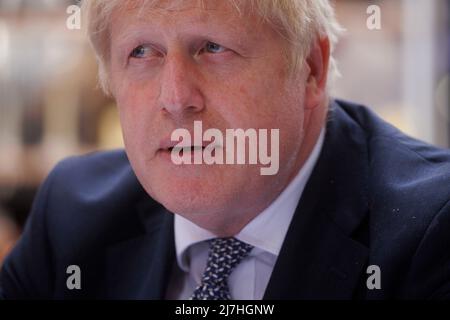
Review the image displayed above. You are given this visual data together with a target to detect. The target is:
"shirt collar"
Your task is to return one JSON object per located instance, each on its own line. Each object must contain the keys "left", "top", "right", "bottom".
{"left": 174, "top": 128, "right": 326, "bottom": 272}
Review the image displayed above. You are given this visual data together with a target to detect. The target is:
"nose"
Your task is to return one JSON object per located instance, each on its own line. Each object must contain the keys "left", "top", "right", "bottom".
{"left": 157, "top": 52, "right": 205, "bottom": 119}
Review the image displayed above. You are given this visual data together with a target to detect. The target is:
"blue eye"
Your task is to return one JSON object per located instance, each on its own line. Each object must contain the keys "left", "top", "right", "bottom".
{"left": 130, "top": 45, "right": 152, "bottom": 58}
{"left": 205, "top": 42, "right": 226, "bottom": 54}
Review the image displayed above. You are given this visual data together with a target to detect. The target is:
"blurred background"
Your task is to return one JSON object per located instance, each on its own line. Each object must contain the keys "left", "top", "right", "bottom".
{"left": 0, "top": 0, "right": 449, "bottom": 266}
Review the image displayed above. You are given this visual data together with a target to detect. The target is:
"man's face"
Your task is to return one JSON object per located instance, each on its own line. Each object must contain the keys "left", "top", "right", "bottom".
{"left": 109, "top": 0, "right": 310, "bottom": 233}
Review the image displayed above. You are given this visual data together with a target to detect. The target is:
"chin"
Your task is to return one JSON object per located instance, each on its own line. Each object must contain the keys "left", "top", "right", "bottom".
{"left": 140, "top": 168, "right": 235, "bottom": 215}
{"left": 156, "top": 187, "right": 233, "bottom": 218}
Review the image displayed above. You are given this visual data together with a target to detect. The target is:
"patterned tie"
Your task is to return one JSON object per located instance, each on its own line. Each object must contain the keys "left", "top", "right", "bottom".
{"left": 191, "top": 237, "right": 254, "bottom": 300}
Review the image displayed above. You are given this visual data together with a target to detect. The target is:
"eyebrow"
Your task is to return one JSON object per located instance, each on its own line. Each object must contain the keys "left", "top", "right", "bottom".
{"left": 111, "top": 17, "right": 254, "bottom": 56}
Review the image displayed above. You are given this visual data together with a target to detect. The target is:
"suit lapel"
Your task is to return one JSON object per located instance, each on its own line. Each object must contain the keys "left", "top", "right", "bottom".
{"left": 103, "top": 195, "right": 175, "bottom": 299}
{"left": 264, "top": 101, "right": 370, "bottom": 299}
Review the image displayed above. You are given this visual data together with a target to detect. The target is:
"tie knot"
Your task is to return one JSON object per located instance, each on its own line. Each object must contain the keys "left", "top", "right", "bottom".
{"left": 208, "top": 238, "right": 254, "bottom": 276}
{"left": 191, "top": 237, "right": 254, "bottom": 300}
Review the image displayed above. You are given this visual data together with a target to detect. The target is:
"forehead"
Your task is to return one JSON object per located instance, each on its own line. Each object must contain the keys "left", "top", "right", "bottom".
{"left": 118, "top": 0, "right": 240, "bottom": 12}
{"left": 110, "top": 0, "right": 259, "bottom": 34}
{"left": 107, "top": 0, "right": 281, "bottom": 57}
{"left": 111, "top": 0, "right": 250, "bottom": 21}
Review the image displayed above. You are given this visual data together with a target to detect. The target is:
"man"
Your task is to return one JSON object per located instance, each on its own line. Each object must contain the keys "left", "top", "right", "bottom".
{"left": 1, "top": 0, "right": 450, "bottom": 299}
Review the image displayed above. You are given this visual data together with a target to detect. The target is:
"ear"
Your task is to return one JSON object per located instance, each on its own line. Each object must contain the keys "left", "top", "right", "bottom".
{"left": 304, "top": 36, "right": 330, "bottom": 110}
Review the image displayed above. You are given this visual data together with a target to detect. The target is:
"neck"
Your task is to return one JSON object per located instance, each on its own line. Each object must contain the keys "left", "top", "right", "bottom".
{"left": 286, "top": 99, "right": 328, "bottom": 186}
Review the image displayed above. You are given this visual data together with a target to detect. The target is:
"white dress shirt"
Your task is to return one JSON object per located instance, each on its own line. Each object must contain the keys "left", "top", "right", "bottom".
{"left": 166, "top": 129, "right": 325, "bottom": 300}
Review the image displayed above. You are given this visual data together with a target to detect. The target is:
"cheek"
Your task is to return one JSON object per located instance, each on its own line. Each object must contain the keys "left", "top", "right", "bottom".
{"left": 222, "top": 77, "right": 303, "bottom": 131}
{"left": 211, "top": 78, "right": 277, "bottom": 128}
{"left": 116, "top": 95, "right": 137, "bottom": 139}
{"left": 112, "top": 65, "right": 160, "bottom": 114}
{"left": 115, "top": 90, "right": 151, "bottom": 152}
{"left": 115, "top": 78, "right": 159, "bottom": 123}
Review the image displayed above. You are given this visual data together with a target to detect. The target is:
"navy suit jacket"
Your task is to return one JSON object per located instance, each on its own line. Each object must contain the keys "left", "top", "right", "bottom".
{"left": 1, "top": 100, "right": 450, "bottom": 299}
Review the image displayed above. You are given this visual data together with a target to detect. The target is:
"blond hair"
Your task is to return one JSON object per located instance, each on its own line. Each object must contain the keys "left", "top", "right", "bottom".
{"left": 81, "top": 0, "right": 343, "bottom": 95}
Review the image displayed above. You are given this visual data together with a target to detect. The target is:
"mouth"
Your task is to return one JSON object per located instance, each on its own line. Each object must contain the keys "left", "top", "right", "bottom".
{"left": 167, "top": 145, "right": 206, "bottom": 156}
{"left": 158, "top": 135, "right": 221, "bottom": 163}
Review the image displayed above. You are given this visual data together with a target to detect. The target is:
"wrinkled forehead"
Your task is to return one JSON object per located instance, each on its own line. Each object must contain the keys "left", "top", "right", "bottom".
{"left": 109, "top": 0, "right": 265, "bottom": 44}
{"left": 111, "top": 0, "right": 249, "bottom": 21}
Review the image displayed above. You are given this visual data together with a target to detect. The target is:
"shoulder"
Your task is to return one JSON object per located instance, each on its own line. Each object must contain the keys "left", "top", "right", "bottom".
{"left": 34, "top": 150, "right": 156, "bottom": 258}
{"left": 45, "top": 149, "right": 144, "bottom": 214}
{"left": 0, "top": 150, "right": 162, "bottom": 298}
{"left": 333, "top": 100, "right": 450, "bottom": 297}
{"left": 336, "top": 100, "right": 450, "bottom": 292}
{"left": 50, "top": 149, "right": 132, "bottom": 185}
{"left": 336, "top": 99, "right": 450, "bottom": 213}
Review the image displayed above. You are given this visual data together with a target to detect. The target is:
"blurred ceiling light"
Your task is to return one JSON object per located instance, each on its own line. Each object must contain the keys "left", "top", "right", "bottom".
{"left": 0, "top": 0, "right": 74, "bottom": 13}
{"left": 0, "top": 0, "right": 24, "bottom": 13}
{"left": 43, "top": 29, "right": 83, "bottom": 78}
{"left": 31, "top": 0, "right": 68, "bottom": 11}
{"left": 435, "top": 74, "right": 449, "bottom": 122}
{"left": 0, "top": 22, "right": 10, "bottom": 75}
